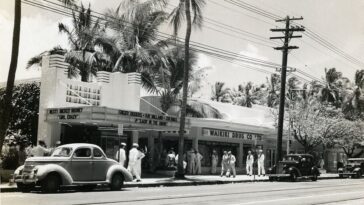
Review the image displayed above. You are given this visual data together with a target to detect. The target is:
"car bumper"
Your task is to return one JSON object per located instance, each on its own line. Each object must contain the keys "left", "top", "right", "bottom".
{"left": 339, "top": 172, "right": 358, "bottom": 176}
{"left": 267, "top": 174, "right": 291, "bottom": 177}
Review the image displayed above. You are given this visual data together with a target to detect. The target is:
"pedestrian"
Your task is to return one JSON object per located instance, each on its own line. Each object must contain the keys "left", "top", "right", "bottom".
{"left": 246, "top": 150, "right": 254, "bottom": 176}
{"left": 115, "top": 142, "right": 127, "bottom": 167}
{"left": 136, "top": 148, "right": 146, "bottom": 178}
{"left": 257, "top": 149, "right": 265, "bottom": 177}
{"left": 128, "top": 143, "right": 142, "bottom": 182}
{"left": 175, "top": 154, "right": 187, "bottom": 171}
{"left": 226, "top": 151, "right": 236, "bottom": 178}
{"left": 167, "top": 149, "right": 176, "bottom": 168}
{"left": 211, "top": 150, "right": 218, "bottom": 174}
{"left": 220, "top": 151, "right": 228, "bottom": 177}
{"left": 31, "top": 140, "right": 49, "bottom": 157}
{"left": 18, "top": 144, "right": 27, "bottom": 166}
{"left": 187, "top": 148, "right": 196, "bottom": 174}
{"left": 195, "top": 150, "right": 203, "bottom": 175}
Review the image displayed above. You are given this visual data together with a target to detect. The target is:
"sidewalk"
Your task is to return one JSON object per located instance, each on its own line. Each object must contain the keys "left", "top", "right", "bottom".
{"left": 0, "top": 174, "right": 339, "bottom": 192}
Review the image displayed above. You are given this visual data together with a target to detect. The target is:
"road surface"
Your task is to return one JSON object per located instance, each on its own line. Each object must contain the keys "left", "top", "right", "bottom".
{"left": 2, "top": 178, "right": 364, "bottom": 205}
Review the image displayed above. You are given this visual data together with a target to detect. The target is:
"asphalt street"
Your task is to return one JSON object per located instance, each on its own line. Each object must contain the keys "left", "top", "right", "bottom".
{"left": 2, "top": 179, "right": 364, "bottom": 205}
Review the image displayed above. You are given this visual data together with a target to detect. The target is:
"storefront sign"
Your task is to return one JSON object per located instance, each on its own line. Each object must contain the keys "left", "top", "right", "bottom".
{"left": 202, "top": 128, "right": 262, "bottom": 141}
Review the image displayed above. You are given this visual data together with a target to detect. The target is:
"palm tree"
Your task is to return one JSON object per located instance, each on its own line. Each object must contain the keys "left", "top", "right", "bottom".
{"left": 342, "top": 70, "right": 364, "bottom": 120}
{"left": 211, "top": 82, "right": 230, "bottom": 102}
{"left": 266, "top": 73, "right": 280, "bottom": 108}
{"left": 59, "top": 4, "right": 106, "bottom": 82}
{"left": 169, "top": 0, "right": 205, "bottom": 178}
{"left": 95, "top": 0, "right": 169, "bottom": 93}
{"left": 26, "top": 46, "right": 67, "bottom": 69}
{"left": 321, "top": 68, "right": 343, "bottom": 107}
{"left": 0, "top": 0, "right": 76, "bottom": 155}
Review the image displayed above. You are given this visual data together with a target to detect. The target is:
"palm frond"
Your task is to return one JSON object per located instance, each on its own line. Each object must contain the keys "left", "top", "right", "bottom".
{"left": 191, "top": 0, "right": 205, "bottom": 29}
{"left": 168, "top": 1, "right": 185, "bottom": 36}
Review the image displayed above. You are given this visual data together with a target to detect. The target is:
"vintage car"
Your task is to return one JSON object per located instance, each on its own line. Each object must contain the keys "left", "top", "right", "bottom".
{"left": 338, "top": 158, "right": 364, "bottom": 178}
{"left": 267, "top": 154, "right": 320, "bottom": 182}
{"left": 13, "top": 143, "right": 133, "bottom": 193}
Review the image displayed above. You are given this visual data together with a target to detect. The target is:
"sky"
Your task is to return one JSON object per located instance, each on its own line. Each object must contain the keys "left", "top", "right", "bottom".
{"left": 1, "top": 0, "right": 364, "bottom": 98}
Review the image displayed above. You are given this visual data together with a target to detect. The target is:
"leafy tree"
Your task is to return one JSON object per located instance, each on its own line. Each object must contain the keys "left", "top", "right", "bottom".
{"left": 342, "top": 69, "right": 364, "bottom": 120}
{"left": 321, "top": 68, "right": 343, "bottom": 107}
{"left": 0, "top": 83, "right": 40, "bottom": 146}
{"left": 169, "top": 0, "right": 205, "bottom": 178}
{"left": 266, "top": 73, "right": 280, "bottom": 108}
{"left": 0, "top": 0, "right": 75, "bottom": 156}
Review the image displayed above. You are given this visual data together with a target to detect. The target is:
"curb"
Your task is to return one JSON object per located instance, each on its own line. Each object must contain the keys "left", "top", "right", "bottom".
{"left": 0, "top": 176, "right": 339, "bottom": 193}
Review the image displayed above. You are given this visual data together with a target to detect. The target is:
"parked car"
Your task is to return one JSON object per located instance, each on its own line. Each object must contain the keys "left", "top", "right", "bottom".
{"left": 267, "top": 154, "right": 320, "bottom": 182}
{"left": 13, "top": 143, "right": 133, "bottom": 193}
{"left": 338, "top": 158, "right": 364, "bottom": 178}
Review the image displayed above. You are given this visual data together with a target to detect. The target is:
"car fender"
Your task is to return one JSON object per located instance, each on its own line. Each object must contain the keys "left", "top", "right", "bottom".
{"left": 337, "top": 167, "right": 344, "bottom": 172}
{"left": 288, "top": 167, "right": 302, "bottom": 176}
{"left": 36, "top": 164, "right": 73, "bottom": 185}
{"left": 14, "top": 165, "right": 24, "bottom": 175}
{"left": 354, "top": 167, "right": 361, "bottom": 172}
{"left": 106, "top": 165, "right": 133, "bottom": 183}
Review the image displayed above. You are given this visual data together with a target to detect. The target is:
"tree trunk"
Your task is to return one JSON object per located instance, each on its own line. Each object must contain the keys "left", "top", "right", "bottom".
{"left": 0, "top": 0, "right": 21, "bottom": 154}
{"left": 175, "top": 0, "right": 192, "bottom": 179}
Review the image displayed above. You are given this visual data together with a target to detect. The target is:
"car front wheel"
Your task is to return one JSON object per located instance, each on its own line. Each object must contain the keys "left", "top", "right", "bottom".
{"left": 17, "top": 183, "right": 34, "bottom": 193}
{"left": 41, "top": 173, "right": 61, "bottom": 193}
{"left": 110, "top": 173, "right": 124, "bottom": 191}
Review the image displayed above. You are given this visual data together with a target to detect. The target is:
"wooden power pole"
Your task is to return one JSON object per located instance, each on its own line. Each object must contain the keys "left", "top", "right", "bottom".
{"left": 270, "top": 16, "right": 304, "bottom": 164}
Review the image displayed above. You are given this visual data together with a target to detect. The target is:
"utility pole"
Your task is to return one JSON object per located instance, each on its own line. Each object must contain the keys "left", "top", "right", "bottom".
{"left": 270, "top": 16, "right": 304, "bottom": 164}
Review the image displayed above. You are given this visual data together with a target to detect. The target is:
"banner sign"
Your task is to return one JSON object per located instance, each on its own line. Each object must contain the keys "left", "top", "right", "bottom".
{"left": 202, "top": 128, "right": 262, "bottom": 141}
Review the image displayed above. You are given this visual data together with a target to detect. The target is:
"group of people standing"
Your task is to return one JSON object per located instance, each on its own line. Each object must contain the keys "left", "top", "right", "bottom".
{"left": 115, "top": 143, "right": 145, "bottom": 182}
{"left": 211, "top": 149, "right": 265, "bottom": 177}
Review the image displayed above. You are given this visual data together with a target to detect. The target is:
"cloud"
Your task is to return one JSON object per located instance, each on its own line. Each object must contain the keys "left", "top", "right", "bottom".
{"left": 0, "top": 13, "right": 70, "bottom": 82}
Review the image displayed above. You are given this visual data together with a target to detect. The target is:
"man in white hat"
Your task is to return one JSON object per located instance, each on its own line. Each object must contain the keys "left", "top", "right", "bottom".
{"left": 115, "top": 142, "right": 127, "bottom": 167}
{"left": 257, "top": 149, "right": 265, "bottom": 176}
{"left": 128, "top": 143, "right": 141, "bottom": 182}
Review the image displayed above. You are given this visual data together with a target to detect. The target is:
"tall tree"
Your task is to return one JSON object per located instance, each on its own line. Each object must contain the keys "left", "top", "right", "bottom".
{"left": 342, "top": 69, "right": 364, "bottom": 120}
{"left": 96, "top": 0, "right": 168, "bottom": 93}
{"left": 211, "top": 82, "right": 230, "bottom": 102}
{"left": 0, "top": 0, "right": 76, "bottom": 155}
{"left": 266, "top": 73, "right": 280, "bottom": 108}
{"left": 169, "top": 0, "right": 205, "bottom": 178}
{"left": 59, "top": 4, "right": 106, "bottom": 82}
{"left": 321, "top": 68, "right": 343, "bottom": 107}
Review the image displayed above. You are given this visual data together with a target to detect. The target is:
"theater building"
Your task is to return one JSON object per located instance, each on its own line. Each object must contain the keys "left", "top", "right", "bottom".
{"left": 37, "top": 54, "right": 321, "bottom": 174}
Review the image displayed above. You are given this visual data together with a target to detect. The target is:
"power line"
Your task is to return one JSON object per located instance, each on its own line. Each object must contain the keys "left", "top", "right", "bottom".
{"left": 23, "top": 0, "right": 325, "bottom": 86}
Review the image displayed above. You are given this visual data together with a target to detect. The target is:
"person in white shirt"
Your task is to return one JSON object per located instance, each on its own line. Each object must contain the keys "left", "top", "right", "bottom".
{"left": 115, "top": 142, "right": 127, "bottom": 167}
{"left": 31, "top": 140, "right": 49, "bottom": 157}
{"left": 220, "top": 151, "right": 228, "bottom": 177}
{"left": 257, "top": 149, "right": 265, "bottom": 176}
{"left": 226, "top": 151, "right": 236, "bottom": 178}
{"left": 136, "top": 148, "right": 146, "bottom": 177}
{"left": 246, "top": 150, "right": 254, "bottom": 176}
{"left": 128, "top": 143, "right": 141, "bottom": 182}
{"left": 195, "top": 150, "right": 203, "bottom": 175}
{"left": 211, "top": 150, "right": 218, "bottom": 174}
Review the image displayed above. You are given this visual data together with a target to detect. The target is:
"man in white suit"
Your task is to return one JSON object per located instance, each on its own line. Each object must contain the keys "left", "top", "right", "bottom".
{"left": 246, "top": 150, "right": 254, "bottom": 176}
{"left": 257, "top": 149, "right": 265, "bottom": 176}
{"left": 115, "top": 142, "right": 126, "bottom": 167}
{"left": 128, "top": 143, "right": 141, "bottom": 182}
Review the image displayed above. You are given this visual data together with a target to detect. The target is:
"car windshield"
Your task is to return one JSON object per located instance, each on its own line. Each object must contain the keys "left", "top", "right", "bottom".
{"left": 283, "top": 155, "right": 300, "bottom": 162}
{"left": 51, "top": 147, "right": 72, "bottom": 157}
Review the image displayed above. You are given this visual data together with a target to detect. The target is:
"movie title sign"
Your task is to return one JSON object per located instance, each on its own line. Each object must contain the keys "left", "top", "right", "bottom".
{"left": 202, "top": 128, "right": 262, "bottom": 141}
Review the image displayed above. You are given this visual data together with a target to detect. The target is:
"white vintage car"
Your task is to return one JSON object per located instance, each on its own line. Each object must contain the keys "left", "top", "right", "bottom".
{"left": 13, "top": 143, "right": 133, "bottom": 193}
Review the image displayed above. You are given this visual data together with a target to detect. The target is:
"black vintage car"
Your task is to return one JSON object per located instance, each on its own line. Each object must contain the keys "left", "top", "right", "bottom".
{"left": 267, "top": 154, "right": 320, "bottom": 182}
{"left": 338, "top": 158, "right": 364, "bottom": 178}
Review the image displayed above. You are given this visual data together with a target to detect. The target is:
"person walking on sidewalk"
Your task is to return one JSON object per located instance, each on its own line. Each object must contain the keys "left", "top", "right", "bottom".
{"left": 220, "top": 151, "right": 228, "bottom": 177}
{"left": 195, "top": 150, "right": 203, "bottom": 175}
{"left": 136, "top": 148, "right": 146, "bottom": 178}
{"left": 257, "top": 149, "right": 265, "bottom": 177}
{"left": 226, "top": 151, "right": 236, "bottom": 178}
{"left": 128, "top": 143, "right": 142, "bottom": 182}
{"left": 246, "top": 150, "right": 254, "bottom": 176}
{"left": 115, "top": 142, "right": 126, "bottom": 167}
{"left": 188, "top": 148, "right": 196, "bottom": 174}
{"left": 211, "top": 150, "right": 218, "bottom": 174}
